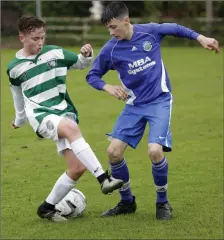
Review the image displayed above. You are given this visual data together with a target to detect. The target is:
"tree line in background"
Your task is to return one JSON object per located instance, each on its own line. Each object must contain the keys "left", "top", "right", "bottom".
{"left": 2, "top": 1, "right": 224, "bottom": 33}
{"left": 2, "top": 1, "right": 224, "bottom": 18}
{"left": 1, "top": 1, "right": 224, "bottom": 46}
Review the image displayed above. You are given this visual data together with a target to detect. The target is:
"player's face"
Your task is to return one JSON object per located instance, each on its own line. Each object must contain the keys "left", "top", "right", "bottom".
{"left": 106, "top": 17, "right": 130, "bottom": 40}
{"left": 19, "top": 27, "right": 46, "bottom": 55}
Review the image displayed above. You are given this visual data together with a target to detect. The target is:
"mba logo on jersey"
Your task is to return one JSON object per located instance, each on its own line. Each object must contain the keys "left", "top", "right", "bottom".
{"left": 128, "top": 56, "right": 156, "bottom": 75}
{"left": 128, "top": 56, "right": 151, "bottom": 69}
{"left": 143, "top": 41, "right": 152, "bottom": 52}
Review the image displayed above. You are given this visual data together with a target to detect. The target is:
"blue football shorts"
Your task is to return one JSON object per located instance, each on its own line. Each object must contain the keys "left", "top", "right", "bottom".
{"left": 108, "top": 92, "right": 173, "bottom": 152}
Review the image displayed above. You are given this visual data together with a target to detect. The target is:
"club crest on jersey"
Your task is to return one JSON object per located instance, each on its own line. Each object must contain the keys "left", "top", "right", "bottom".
{"left": 46, "top": 120, "right": 54, "bottom": 130}
{"left": 20, "top": 72, "right": 28, "bottom": 81}
{"left": 143, "top": 41, "right": 152, "bottom": 52}
{"left": 47, "top": 59, "right": 57, "bottom": 68}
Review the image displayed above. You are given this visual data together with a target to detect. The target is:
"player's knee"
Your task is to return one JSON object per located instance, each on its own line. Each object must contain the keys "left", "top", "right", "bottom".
{"left": 59, "top": 120, "right": 81, "bottom": 139}
{"left": 64, "top": 122, "right": 80, "bottom": 136}
{"left": 148, "top": 144, "right": 163, "bottom": 162}
{"left": 107, "top": 146, "right": 123, "bottom": 162}
{"left": 68, "top": 163, "right": 87, "bottom": 180}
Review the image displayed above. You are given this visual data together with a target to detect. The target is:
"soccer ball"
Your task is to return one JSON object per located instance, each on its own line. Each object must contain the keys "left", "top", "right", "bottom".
{"left": 55, "top": 188, "right": 86, "bottom": 219}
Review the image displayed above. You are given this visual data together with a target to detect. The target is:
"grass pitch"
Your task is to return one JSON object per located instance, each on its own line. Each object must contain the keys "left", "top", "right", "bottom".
{"left": 1, "top": 47, "right": 223, "bottom": 239}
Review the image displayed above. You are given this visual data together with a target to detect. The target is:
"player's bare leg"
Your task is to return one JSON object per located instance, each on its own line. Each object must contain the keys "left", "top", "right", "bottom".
{"left": 57, "top": 118, "right": 124, "bottom": 194}
{"left": 37, "top": 150, "right": 86, "bottom": 222}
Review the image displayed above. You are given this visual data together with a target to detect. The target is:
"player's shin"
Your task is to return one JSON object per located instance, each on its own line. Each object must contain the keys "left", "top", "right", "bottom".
{"left": 110, "top": 158, "right": 134, "bottom": 203}
{"left": 46, "top": 172, "right": 77, "bottom": 205}
{"left": 70, "top": 137, "right": 124, "bottom": 193}
{"left": 70, "top": 137, "right": 105, "bottom": 178}
{"left": 37, "top": 172, "right": 76, "bottom": 221}
{"left": 152, "top": 157, "right": 168, "bottom": 204}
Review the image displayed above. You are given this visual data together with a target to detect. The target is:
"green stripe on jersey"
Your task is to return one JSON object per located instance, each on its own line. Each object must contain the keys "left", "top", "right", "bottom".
{"left": 23, "top": 76, "right": 65, "bottom": 98}
{"left": 62, "top": 49, "right": 78, "bottom": 68}
{"left": 65, "top": 91, "right": 79, "bottom": 123}
{"left": 24, "top": 62, "right": 66, "bottom": 83}
{"left": 9, "top": 64, "right": 65, "bottom": 86}
{"left": 7, "top": 58, "right": 30, "bottom": 73}
{"left": 33, "top": 93, "right": 65, "bottom": 110}
{"left": 35, "top": 112, "right": 53, "bottom": 123}
{"left": 7, "top": 45, "right": 78, "bottom": 86}
{"left": 35, "top": 108, "right": 76, "bottom": 123}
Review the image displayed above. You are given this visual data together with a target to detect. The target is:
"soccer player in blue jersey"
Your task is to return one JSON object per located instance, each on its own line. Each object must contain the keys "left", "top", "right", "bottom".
{"left": 86, "top": 1, "right": 219, "bottom": 220}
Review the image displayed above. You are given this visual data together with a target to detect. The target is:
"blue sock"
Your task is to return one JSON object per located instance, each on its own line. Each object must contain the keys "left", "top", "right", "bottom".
{"left": 110, "top": 158, "right": 134, "bottom": 204}
{"left": 152, "top": 157, "right": 168, "bottom": 204}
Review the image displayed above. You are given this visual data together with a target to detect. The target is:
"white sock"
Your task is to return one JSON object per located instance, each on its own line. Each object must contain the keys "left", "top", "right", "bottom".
{"left": 70, "top": 138, "right": 105, "bottom": 177}
{"left": 46, "top": 172, "right": 76, "bottom": 205}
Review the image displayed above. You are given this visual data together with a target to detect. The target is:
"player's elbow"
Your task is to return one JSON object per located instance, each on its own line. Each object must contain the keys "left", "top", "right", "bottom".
{"left": 85, "top": 72, "right": 94, "bottom": 86}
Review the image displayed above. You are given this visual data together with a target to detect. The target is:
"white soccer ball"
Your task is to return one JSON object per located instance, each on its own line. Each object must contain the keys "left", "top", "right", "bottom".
{"left": 55, "top": 188, "right": 86, "bottom": 219}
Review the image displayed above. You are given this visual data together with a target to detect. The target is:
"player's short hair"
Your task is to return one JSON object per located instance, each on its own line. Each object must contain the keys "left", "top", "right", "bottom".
{"left": 101, "top": 1, "right": 129, "bottom": 25}
{"left": 17, "top": 15, "right": 46, "bottom": 34}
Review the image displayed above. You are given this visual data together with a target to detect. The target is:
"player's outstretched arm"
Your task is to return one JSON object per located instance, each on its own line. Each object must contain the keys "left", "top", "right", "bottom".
{"left": 67, "top": 44, "right": 93, "bottom": 70}
{"left": 10, "top": 85, "right": 28, "bottom": 129}
{"left": 152, "top": 23, "right": 220, "bottom": 54}
{"left": 196, "top": 35, "right": 219, "bottom": 53}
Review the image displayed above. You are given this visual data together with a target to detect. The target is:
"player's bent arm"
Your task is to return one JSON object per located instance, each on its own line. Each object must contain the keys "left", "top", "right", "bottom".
{"left": 10, "top": 84, "right": 28, "bottom": 127}
{"left": 86, "top": 48, "right": 113, "bottom": 90}
{"left": 86, "top": 65, "right": 128, "bottom": 100}
{"left": 154, "top": 23, "right": 200, "bottom": 40}
{"left": 86, "top": 68, "right": 107, "bottom": 90}
{"left": 70, "top": 51, "right": 93, "bottom": 70}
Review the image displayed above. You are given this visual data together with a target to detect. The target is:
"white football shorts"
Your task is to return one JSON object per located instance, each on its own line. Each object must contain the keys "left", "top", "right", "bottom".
{"left": 37, "top": 114, "right": 76, "bottom": 156}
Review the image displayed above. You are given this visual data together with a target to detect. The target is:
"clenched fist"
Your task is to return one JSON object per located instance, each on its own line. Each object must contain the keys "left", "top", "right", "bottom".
{"left": 80, "top": 44, "right": 93, "bottom": 57}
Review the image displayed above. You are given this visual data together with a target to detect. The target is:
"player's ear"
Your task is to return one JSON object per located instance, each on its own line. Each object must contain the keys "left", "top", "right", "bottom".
{"left": 18, "top": 33, "right": 25, "bottom": 43}
{"left": 123, "top": 16, "right": 130, "bottom": 25}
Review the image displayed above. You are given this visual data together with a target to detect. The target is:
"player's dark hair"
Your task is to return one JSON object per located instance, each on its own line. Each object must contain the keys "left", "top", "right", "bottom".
{"left": 101, "top": 1, "right": 129, "bottom": 25}
{"left": 17, "top": 15, "right": 46, "bottom": 34}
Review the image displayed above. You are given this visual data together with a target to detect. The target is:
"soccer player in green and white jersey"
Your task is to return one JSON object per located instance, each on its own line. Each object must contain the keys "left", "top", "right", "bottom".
{"left": 7, "top": 15, "right": 124, "bottom": 222}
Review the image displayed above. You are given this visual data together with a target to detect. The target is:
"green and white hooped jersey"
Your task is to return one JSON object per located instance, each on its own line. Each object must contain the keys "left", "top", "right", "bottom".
{"left": 7, "top": 45, "right": 92, "bottom": 132}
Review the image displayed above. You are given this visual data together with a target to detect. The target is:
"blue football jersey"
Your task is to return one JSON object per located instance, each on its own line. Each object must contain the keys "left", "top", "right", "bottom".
{"left": 86, "top": 23, "right": 199, "bottom": 105}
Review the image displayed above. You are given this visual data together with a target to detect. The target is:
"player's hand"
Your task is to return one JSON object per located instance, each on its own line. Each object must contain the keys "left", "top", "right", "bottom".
{"left": 11, "top": 121, "right": 20, "bottom": 129}
{"left": 197, "top": 35, "right": 219, "bottom": 53}
{"left": 80, "top": 44, "right": 92, "bottom": 57}
{"left": 103, "top": 84, "right": 128, "bottom": 101}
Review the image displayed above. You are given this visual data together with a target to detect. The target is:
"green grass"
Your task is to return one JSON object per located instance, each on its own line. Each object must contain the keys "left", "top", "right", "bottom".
{"left": 1, "top": 47, "right": 223, "bottom": 239}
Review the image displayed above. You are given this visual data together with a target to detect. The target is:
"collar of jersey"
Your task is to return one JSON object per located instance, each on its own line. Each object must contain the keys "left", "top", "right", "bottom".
{"left": 16, "top": 49, "right": 37, "bottom": 59}
{"left": 16, "top": 48, "right": 43, "bottom": 64}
